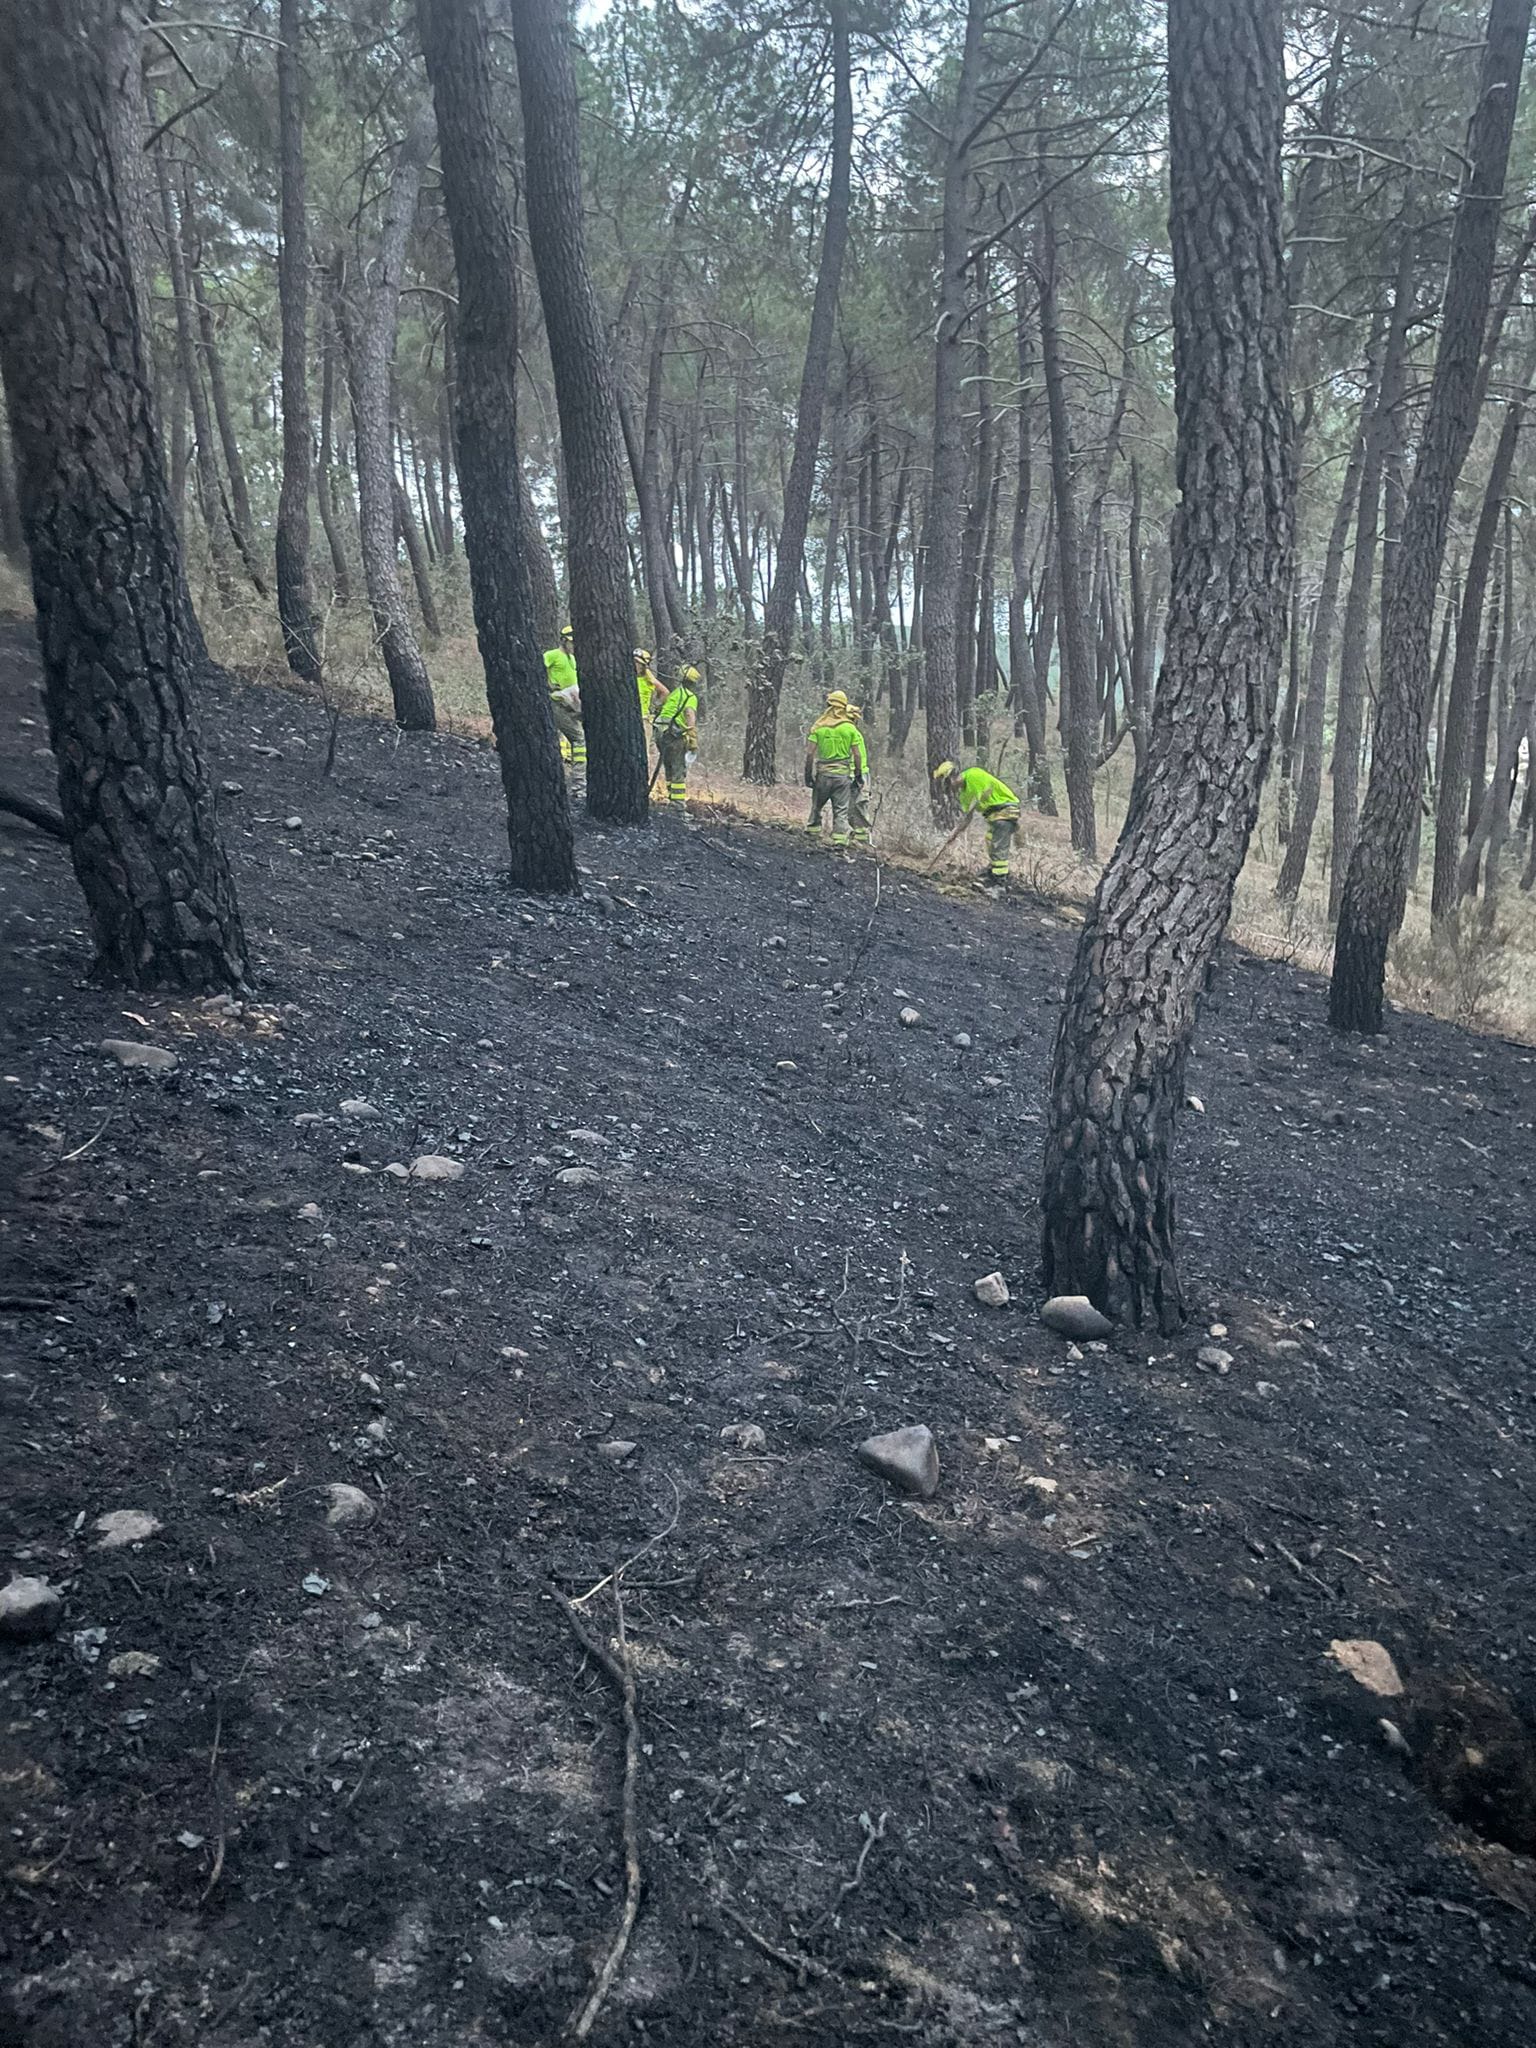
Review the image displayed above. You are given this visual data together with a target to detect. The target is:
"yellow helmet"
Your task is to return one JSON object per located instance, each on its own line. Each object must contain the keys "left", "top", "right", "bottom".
{"left": 680, "top": 664, "right": 701, "bottom": 684}
{"left": 634, "top": 647, "right": 651, "bottom": 665}
{"left": 825, "top": 689, "right": 849, "bottom": 710}
{"left": 561, "top": 624, "right": 574, "bottom": 640}
{"left": 932, "top": 760, "right": 957, "bottom": 781}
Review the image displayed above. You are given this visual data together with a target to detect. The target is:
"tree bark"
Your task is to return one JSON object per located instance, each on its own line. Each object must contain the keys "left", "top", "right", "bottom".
{"left": 1331, "top": 228, "right": 1416, "bottom": 918}
{"left": 921, "top": 0, "right": 985, "bottom": 814}
{"left": 336, "top": 104, "right": 438, "bottom": 731}
{"left": 155, "top": 148, "right": 235, "bottom": 606}
{"left": 315, "top": 292, "right": 352, "bottom": 605}
{"left": 0, "top": 406, "right": 24, "bottom": 562}
{"left": 1330, "top": 0, "right": 1533, "bottom": 1031}
{"left": 393, "top": 458, "right": 441, "bottom": 641}
{"left": 0, "top": 0, "right": 247, "bottom": 989}
{"left": 1041, "top": 0, "right": 1294, "bottom": 1329}
{"left": 416, "top": 0, "right": 576, "bottom": 891}
{"left": 274, "top": 0, "right": 319, "bottom": 679}
{"left": 1038, "top": 194, "right": 1096, "bottom": 855}
{"left": 1431, "top": 357, "right": 1532, "bottom": 919}
{"left": 183, "top": 192, "right": 266, "bottom": 596}
{"left": 740, "top": 1, "right": 852, "bottom": 782}
{"left": 511, "top": 0, "right": 645, "bottom": 823}
{"left": 1275, "top": 347, "right": 1375, "bottom": 900}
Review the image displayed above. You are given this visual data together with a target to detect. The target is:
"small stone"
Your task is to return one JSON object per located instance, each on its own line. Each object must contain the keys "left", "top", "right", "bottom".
{"left": 219, "top": 780, "right": 244, "bottom": 796}
{"left": 383, "top": 1162, "right": 410, "bottom": 1179}
{"left": 296, "top": 1201, "right": 323, "bottom": 1222}
{"left": 974, "top": 1270, "right": 1010, "bottom": 1308}
{"left": 283, "top": 815, "right": 304, "bottom": 831}
{"left": 596, "top": 1439, "right": 638, "bottom": 1462}
{"left": 1197, "top": 1345, "right": 1233, "bottom": 1374}
{"left": 1022, "top": 1476, "right": 1060, "bottom": 1502}
{"left": 176, "top": 1830, "right": 206, "bottom": 1849}
{"left": 93, "top": 1509, "right": 162, "bottom": 1550}
{"left": 1040, "top": 1295, "right": 1113, "bottom": 1340}
{"left": 1186, "top": 1094, "right": 1206, "bottom": 1114}
{"left": 408, "top": 1155, "right": 464, "bottom": 1182}
{"left": 766, "top": 935, "right": 787, "bottom": 949}
{"left": 101, "top": 1039, "right": 177, "bottom": 1073}
{"left": 1329, "top": 1638, "right": 1404, "bottom": 1699}
{"left": 898, "top": 1007, "right": 922, "bottom": 1028}
{"left": 0, "top": 1575, "right": 63, "bottom": 1642}
{"left": 857, "top": 1424, "right": 939, "bottom": 1500}
{"left": 301, "top": 1573, "right": 330, "bottom": 1596}
{"left": 554, "top": 1166, "right": 604, "bottom": 1188}
{"left": 73, "top": 1626, "right": 107, "bottom": 1663}
{"left": 1256, "top": 1380, "right": 1279, "bottom": 1397}
{"left": 775, "top": 1060, "right": 798, "bottom": 1071}
{"left": 340, "top": 1098, "right": 380, "bottom": 1119}
{"left": 566, "top": 1129, "right": 610, "bottom": 1146}
{"left": 364, "top": 1418, "right": 388, "bottom": 1443}
{"left": 952, "top": 1032, "right": 972, "bottom": 1049}
{"left": 108, "top": 1650, "right": 160, "bottom": 1678}
{"left": 324, "top": 1483, "right": 376, "bottom": 1529}
{"left": 721, "top": 1422, "right": 767, "bottom": 1453}
{"left": 1208, "top": 1323, "right": 1228, "bottom": 1340}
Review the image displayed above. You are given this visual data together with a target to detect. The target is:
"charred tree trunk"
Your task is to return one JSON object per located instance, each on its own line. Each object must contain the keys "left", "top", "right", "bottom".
{"left": 155, "top": 149, "right": 234, "bottom": 606}
{"left": 276, "top": 0, "right": 320, "bottom": 673}
{"left": 0, "top": 406, "right": 24, "bottom": 563}
{"left": 921, "top": 0, "right": 985, "bottom": 814}
{"left": 416, "top": 0, "right": 575, "bottom": 891}
{"left": 510, "top": 0, "right": 645, "bottom": 822}
{"left": 1041, "top": 0, "right": 1295, "bottom": 1328}
{"left": 315, "top": 294, "right": 352, "bottom": 605}
{"left": 0, "top": 0, "right": 247, "bottom": 989}
{"left": 1331, "top": 0, "right": 1532, "bottom": 1031}
{"left": 1038, "top": 195, "right": 1096, "bottom": 855}
{"left": 336, "top": 105, "right": 438, "bottom": 731}
{"left": 742, "top": 0, "right": 852, "bottom": 782}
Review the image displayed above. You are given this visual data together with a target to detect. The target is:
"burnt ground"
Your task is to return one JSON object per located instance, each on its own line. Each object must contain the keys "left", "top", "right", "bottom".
{"left": 2, "top": 614, "right": 1536, "bottom": 2048}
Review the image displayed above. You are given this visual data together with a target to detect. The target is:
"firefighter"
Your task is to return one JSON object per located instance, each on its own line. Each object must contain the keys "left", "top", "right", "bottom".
{"left": 543, "top": 625, "right": 585, "bottom": 770}
{"left": 847, "top": 702, "right": 872, "bottom": 847}
{"left": 652, "top": 663, "right": 701, "bottom": 811}
{"left": 634, "top": 647, "right": 661, "bottom": 718}
{"left": 804, "top": 696, "right": 862, "bottom": 850}
{"left": 932, "top": 759, "right": 1021, "bottom": 885}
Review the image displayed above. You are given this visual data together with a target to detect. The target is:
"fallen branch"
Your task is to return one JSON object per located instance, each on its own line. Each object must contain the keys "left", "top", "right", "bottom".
{"left": 719, "top": 1903, "right": 831, "bottom": 1987}
{"left": 553, "top": 1582, "right": 643, "bottom": 2042}
{"left": 0, "top": 785, "right": 67, "bottom": 840}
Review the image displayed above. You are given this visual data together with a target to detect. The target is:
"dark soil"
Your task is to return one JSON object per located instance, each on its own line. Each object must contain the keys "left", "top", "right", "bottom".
{"left": 3, "top": 615, "right": 1536, "bottom": 2048}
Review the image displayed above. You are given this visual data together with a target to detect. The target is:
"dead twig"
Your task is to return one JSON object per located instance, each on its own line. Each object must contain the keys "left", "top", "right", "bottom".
{"left": 1273, "top": 1538, "right": 1334, "bottom": 1597}
{"left": 570, "top": 1473, "right": 681, "bottom": 1609}
{"left": 719, "top": 1903, "right": 832, "bottom": 1987}
{"left": 553, "top": 1582, "right": 643, "bottom": 2041}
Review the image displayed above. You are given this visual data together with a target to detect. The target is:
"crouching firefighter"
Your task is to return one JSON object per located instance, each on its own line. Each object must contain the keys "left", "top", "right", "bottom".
{"left": 932, "top": 760, "right": 1021, "bottom": 886}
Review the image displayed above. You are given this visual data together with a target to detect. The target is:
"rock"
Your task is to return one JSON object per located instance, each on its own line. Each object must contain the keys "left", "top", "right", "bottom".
{"left": 1022, "top": 1475, "right": 1060, "bottom": 1502}
{"left": 1040, "top": 1295, "right": 1113, "bottom": 1340}
{"left": 324, "top": 1483, "right": 376, "bottom": 1529}
{"left": 775, "top": 1059, "right": 798, "bottom": 1071}
{"left": 408, "top": 1155, "right": 464, "bottom": 1182}
{"left": 93, "top": 1508, "right": 162, "bottom": 1550}
{"left": 1329, "top": 1638, "right": 1404, "bottom": 1699}
{"left": 297, "top": 1202, "right": 323, "bottom": 1221}
{"left": 898, "top": 1007, "right": 922, "bottom": 1028}
{"left": 0, "top": 1575, "right": 63, "bottom": 1642}
{"left": 721, "top": 1422, "right": 767, "bottom": 1453}
{"left": 1197, "top": 1345, "right": 1233, "bottom": 1374}
{"left": 283, "top": 815, "right": 303, "bottom": 831}
{"left": 108, "top": 1650, "right": 160, "bottom": 1678}
{"left": 857, "top": 1424, "right": 939, "bottom": 1500}
{"left": 101, "top": 1039, "right": 177, "bottom": 1073}
{"left": 340, "top": 1098, "right": 380, "bottom": 1119}
{"left": 219, "top": 780, "right": 244, "bottom": 796}
{"left": 1185, "top": 1094, "right": 1205, "bottom": 1113}
{"left": 554, "top": 1166, "right": 604, "bottom": 1188}
{"left": 1208, "top": 1323, "right": 1228, "bottom": 1340}
{"left": 566, "top": 1129, "right": 610, "bottom": 1146}
{"left": 952, "top": 1031, "right": 973, "bottom": 1049}
{"left": 974, "top": 1270, "right": 1010, "bottom": 1308}
{"left": 383, "top": 1163, "right": 410, "bottom": 1180}
{"left": 596, "top": 1439, "right": 638, "bottom": 1462}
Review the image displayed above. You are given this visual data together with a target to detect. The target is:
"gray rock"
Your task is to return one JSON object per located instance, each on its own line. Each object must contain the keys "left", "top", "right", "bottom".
{"left": 974, "top": 1270, "right": 1010, "bottom": 1308}
{"left": 0, "top": 1575, "right": 63, "bottom": 1642}
{"left": 1197, "top": 1345, "right": 1233, "bottom": 1374}
{"left": 340, "top": 1098, "right": 380, "bottom": 1119}
{"left": 93, "top": 1508, "right": 162, "bottom": 1550}
{"left": 324, "top": 1483, "right": 377, "bottom": 1529}
{"left": 283, "top": 815, "right": 304, "bottom": 831}
{"left": 898, "top": 1007, "right": 922, "bottom": 1028}
{"left": 408, "top": 1155, "right": 464, "bottom": 1182}
{"left": 596, "top": 1439, "right": 638, "bottom": 1462}
{"left": 952, "top": 1032, "right": 973, "bottom": 1049}
{"left": 720, "top": 1422, "right": 767, "bottom": 1453}
{"left": 554, "top": 1165, "right": 604, "bottom": 1188}
{"left": 108, "top": 1650, "right": 160, "bottom": 1678}
{"left": 857, "top": 1424, "right": 939, "bottom": 1500}
{"left": 101, "top": 1039, "right": 177, "bottom": 1073}
{"left": 219, "top": 780, "right": 244, "bottom": 796}
{"left": 1040, "top": 1294, "right": 1113, "bottom": 1340}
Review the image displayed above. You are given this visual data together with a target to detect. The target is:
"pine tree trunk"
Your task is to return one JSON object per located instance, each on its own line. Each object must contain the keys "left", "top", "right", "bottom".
{"left": 921, "top": 0, "right": 984, "bottom": 814}
{"left": 1275, "top": 354, "right": 1374, "bottom": 899}
{"left": 511, "top": 0, "right": 645, "bottom": 823}
{"left": 1331, "top": 0, "right": 1533, "bottom": 1031}
{"left": 155, "top": 149, "right": 235, "bottom": 607}
{"left": 315, "top": 295, "right": 352, "bottom": 605}
{"left": 1432, "top": 365, "right": 1530, "bottom": 919}
{"left": 0, "top": 405, "right": 24, "bottom": 562}
{"left": 416, "top": 0, "right": 576, "bottom": 892}
{"left": 1330, "top": 231, "right": 1416, "bottom": 918}
{"left": 1041, "top": 0, "right": 1294, "bottom": 1329}
{"left": 183, "top": 193, "right": 266, "bottom": 595}
{"left": 275, "top": 0, "right": 321, "bottom": 675}
{"left": 393, "top": 460, "right": 441, "bottom": 640}
{"left": 337, "top": 104, "right": 438, "bottom": 731}
{"left": 0, "top": 0, "right": 247, "bottom": 989}
{"left": 1038, "top": 195, "right": 1096, "bottom": 855}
